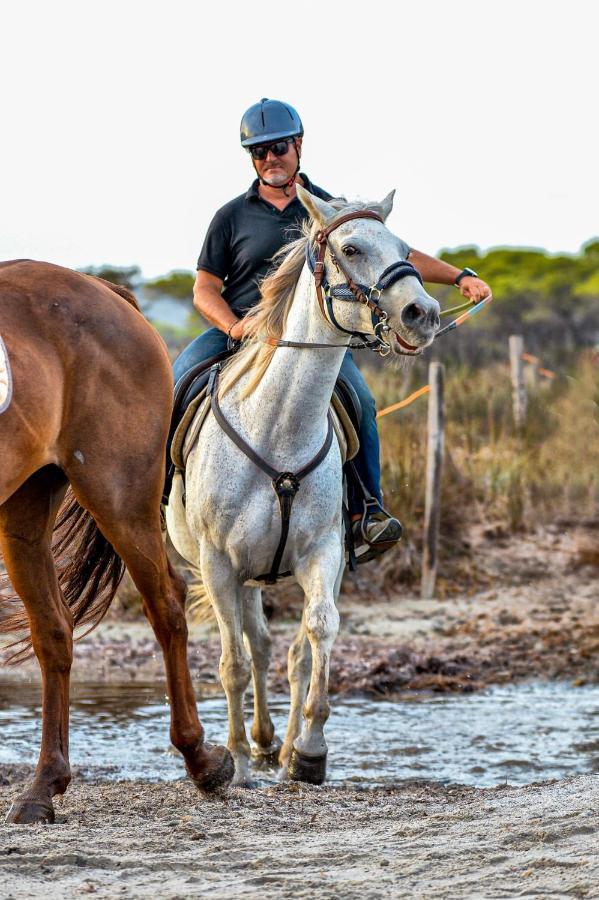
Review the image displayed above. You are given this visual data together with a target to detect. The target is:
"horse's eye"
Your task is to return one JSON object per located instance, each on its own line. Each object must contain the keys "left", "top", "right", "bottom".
{"left": 342, "top": 245, "right": 359, "bottom": 257}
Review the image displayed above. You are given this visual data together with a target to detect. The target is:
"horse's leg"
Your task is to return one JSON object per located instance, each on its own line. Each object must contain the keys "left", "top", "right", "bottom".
{"left": 0, "top": 467, "right": 71, "bottom": 825}
{"left": 200, "top": 545, "right": 254, "bottom": 787}
{"left": 65, "top": 462, "right": 233, "bottom": 794}
{"left": 242, "top": 587, "right": 281, "bottom": 766}
{"left": 287, "top": 544, "right": 343, "bottom": 785}
{"left": 104, "top": 523, "right": 233, "bottom": 793}
{"left": 278, "top": 612, "right": 312, "bottom": 775}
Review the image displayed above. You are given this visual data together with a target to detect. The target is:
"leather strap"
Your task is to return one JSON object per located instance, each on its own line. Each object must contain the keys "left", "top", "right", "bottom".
{"left": 263, "top": 336, "right": 350, "bottom": 349}
{"left": 208, "top": 364, "right": 335, "bottom": 583}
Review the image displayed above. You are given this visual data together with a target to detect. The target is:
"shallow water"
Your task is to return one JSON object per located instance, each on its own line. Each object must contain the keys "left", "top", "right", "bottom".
{"left": 0, "top": 679, "right": 596, "bottom": 787}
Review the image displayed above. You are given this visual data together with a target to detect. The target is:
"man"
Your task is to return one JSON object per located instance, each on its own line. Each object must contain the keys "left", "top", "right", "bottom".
{"left": 174, "top": 98, "right": 490, "bottom": 555}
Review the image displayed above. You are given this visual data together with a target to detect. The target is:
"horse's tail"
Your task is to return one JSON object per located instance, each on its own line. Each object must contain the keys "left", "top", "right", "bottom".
{"left": 84, "top": 274, "right": 141, "bottom": 311}
{"left": 185, "top": 564, "right": 215, "bottom": 625}
{"left": 0, "top": 489, "right": 125, "bottom": 664}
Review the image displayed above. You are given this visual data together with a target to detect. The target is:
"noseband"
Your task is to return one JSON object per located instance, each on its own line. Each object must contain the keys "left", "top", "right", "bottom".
{"left": 307, "top": 210, "right": 423, "bottom": 356}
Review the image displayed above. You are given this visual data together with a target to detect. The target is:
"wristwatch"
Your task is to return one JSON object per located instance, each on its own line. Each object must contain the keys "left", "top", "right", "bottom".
{"left": 454, "top": 267, "right": 478, "bottom": 286}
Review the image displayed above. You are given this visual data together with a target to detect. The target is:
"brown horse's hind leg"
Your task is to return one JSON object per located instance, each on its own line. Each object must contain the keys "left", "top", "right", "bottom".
{"left": 0, "top": 467, "right": 71, "bottom": 825}
{"left": 72, "top": 473, "right": 234, "bottom": 794}
{"left": 117, "top": 529, "right": 233, "bottom": 792}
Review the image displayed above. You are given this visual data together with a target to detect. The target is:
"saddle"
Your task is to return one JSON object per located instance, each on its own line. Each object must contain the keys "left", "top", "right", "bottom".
{"left": 165, "top": 349, "right": 361, "bottom": 497}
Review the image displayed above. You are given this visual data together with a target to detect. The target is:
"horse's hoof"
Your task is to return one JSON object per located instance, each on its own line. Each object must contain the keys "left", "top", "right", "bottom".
{"left": 288, "top": 748, "right": 327, "bottom": 785}
{"left": 5, "top": 799, "right": 55, "bottom": 825}
{"left": 251, "top": 736, "right": 282, "bottom": 768}
{"left": 189, "top": 744, "right": 234, "bottom": 795}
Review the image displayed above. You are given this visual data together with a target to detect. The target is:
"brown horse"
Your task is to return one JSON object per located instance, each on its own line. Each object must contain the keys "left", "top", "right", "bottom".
{"left": 0, "top": 260, "right": 233, "bottom": 824}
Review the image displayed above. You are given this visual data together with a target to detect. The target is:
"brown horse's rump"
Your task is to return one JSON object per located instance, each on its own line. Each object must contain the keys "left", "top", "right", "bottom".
{"left": 0, "top": 259, "right": 233, "bottom": 820}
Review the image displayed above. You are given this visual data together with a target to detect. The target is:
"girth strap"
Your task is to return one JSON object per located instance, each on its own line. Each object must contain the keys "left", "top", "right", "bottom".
{"left": 208, "top": 364, "right": 335, "bottom": 584}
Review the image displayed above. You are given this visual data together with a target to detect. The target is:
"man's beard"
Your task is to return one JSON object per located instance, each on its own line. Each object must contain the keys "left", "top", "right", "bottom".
{"left": 262, "top": 168, "right": 290, "bottom": 186}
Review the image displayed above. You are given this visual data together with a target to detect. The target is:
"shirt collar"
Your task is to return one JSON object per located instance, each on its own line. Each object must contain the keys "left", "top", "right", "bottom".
{"left": 245, "top": 173, "right": 314, "bottom": 202}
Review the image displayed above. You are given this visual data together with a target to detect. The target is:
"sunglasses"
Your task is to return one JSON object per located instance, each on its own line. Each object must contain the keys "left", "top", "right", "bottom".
{"left": 248, "top": 138, "right": 294, "bottom": 160}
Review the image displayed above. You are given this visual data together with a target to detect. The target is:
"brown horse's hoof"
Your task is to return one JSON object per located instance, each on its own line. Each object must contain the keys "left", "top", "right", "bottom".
{"left": 288, "top": 748, "right": 327, "bottom": 785}
{"left": 5, "top": 799, "right": 55, "bottom": 825}
{"left": 189, "top": 744, "right": 234, "bottom": 795}
{"left": 251, "top": 736, "right": 282, "bottom": 768}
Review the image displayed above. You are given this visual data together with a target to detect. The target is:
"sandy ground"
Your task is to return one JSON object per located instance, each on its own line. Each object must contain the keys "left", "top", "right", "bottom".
{"left": 0, "top": 772, "right": 596, "bottom": 899}
{"left": 0, "top": 525, "right": 597, "bottom": 897}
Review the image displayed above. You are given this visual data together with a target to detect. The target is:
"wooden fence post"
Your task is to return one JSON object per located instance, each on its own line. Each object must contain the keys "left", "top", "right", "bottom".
{"left": 509, "top": 335, "right": 527, "bottom": 428}
{"left": 421, "top": 362, "right": 444, "bottom": 600}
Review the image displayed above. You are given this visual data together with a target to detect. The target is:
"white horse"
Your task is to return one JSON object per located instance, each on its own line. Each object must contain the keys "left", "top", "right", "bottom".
{"left": 166, "top": 187, "right": 440, "bottom": 786}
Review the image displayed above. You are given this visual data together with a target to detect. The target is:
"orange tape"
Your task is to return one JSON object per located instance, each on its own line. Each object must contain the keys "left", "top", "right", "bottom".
{"left": 377, "top": 384, "right": 431, "bottom": 418}
{"left": 521, "top": 351, "right": 556, "bottom": 378}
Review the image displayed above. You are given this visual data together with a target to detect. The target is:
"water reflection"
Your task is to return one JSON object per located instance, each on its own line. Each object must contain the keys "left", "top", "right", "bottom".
{"left": 0, "top": 679, "right": 596, "bottom": 787}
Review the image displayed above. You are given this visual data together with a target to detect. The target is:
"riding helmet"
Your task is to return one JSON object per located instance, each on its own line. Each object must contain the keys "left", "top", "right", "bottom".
{"left": 240, "top": 98, "right": 304, "bottom": 147}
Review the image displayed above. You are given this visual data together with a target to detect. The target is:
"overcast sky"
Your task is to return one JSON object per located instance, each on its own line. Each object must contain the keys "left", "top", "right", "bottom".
{"left": 2, "top": 0, "right": 597, "bottom": 278}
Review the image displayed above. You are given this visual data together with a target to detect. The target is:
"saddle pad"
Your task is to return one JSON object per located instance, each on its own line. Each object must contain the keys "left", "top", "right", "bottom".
{"left": 170, "top": 387, "right": 359, "bottom": 474}
{"left": 170, "top": 386, "right": 210, "bottom": 471}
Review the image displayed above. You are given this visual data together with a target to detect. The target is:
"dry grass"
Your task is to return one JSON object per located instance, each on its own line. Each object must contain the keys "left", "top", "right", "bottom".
{"left": 372, "top": 354, "right": 599, "bottom": 587}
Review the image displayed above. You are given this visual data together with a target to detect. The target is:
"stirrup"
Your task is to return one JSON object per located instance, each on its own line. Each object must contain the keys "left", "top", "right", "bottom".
{"left": 353, "top": 500, "right": 403, "bottom": 564}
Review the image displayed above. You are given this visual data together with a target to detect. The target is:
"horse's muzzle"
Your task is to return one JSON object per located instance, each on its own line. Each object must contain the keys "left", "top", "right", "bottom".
{"left": 400, "top": 300, "right": 441, "bottom": 335}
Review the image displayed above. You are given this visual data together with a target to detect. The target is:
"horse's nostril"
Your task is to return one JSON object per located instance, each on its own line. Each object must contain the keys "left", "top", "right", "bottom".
{"left": 401, "top": 302, "right": 425, "bottom": 327}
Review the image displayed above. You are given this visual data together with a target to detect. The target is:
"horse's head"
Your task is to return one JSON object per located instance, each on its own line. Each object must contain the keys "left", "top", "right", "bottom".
{"left": 297, "top": 187, "right": 440, "bottom": 356}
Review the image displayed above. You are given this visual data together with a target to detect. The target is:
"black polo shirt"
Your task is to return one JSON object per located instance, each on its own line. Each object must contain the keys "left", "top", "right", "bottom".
{"left": 196, "top": 174, "right": 333, "bottom": 315}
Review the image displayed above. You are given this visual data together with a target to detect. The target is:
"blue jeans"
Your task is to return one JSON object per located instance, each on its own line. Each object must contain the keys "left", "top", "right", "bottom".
{"left": 173, "top": 329, "right": 382, "bottom": 512}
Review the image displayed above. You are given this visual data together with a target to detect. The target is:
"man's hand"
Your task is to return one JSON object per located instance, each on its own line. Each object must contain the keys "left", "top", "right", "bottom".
{"left": 457, "top": 276, "right": 491, "bottom": 302}
{"left": 228, "top": 319, "right": 249, "bottom": 342}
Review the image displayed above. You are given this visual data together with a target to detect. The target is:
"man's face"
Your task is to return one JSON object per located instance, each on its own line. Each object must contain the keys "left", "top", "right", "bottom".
{"left": 251, "top": 138, "right": 302, "bottom": 186}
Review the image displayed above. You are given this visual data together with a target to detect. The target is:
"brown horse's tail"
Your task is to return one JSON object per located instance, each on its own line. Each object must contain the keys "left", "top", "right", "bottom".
{"left": 0, "top": 489, "right": 125, "bottom": 664}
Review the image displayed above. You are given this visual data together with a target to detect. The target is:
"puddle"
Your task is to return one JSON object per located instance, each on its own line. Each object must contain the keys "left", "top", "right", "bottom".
{"left": 0, "top": 679, "right": 596, "bottom": 787}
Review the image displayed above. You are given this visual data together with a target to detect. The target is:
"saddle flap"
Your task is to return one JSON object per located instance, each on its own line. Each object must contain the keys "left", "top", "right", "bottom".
{"left": 330, "top": 393, "right": 359, "bottom": 462}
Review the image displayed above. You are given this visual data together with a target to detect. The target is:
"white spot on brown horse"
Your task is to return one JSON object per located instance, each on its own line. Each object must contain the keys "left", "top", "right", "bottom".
{"left": 0, "top": 335, "right": 13, "bottom": 413}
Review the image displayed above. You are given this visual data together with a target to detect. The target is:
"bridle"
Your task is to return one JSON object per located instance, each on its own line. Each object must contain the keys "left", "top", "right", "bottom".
{"left": 264, "top": 209, "right": 426, "bottom": 357}
{"left": 309, "top": 210, "right": 424, "bottom": 356}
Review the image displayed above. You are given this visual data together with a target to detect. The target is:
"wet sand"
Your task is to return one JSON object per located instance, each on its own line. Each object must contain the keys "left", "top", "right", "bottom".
{"left": 0, "top": 771, "right": 596, "bottom": 898}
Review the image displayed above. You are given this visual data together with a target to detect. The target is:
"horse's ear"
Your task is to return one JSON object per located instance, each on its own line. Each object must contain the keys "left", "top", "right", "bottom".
{"left": 380, "top": 189, "right": 396, "bottom": 221}
{"left": 296, "top": 185, "right": 337, "bottom": 225}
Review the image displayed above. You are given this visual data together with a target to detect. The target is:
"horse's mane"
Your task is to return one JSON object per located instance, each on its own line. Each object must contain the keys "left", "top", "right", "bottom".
{"left": 219, "top": 197, "right": 384, "bottom": 399}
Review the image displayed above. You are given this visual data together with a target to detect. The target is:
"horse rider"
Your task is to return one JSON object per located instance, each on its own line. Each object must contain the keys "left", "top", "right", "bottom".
{"left": 173, "top": 98, "right": 491, "bottom": 556}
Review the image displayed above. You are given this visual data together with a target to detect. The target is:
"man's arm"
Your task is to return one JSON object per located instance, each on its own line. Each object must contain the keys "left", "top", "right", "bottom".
{"left": 408, "top": 248, "right": 490, "bottom": 301}
{"left": 193, "top": 271, "right": 247, "bottom": 341}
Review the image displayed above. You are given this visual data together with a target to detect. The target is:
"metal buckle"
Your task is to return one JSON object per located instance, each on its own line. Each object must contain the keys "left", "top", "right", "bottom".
{"left": 374, "top": 312, "right": 391, "bottom": 356}
{"left": 369, "top": 285, "right": 383, "bottom": 302}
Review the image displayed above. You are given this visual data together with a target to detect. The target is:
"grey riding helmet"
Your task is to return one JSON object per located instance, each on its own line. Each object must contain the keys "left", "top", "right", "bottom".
{"left": 240, "top": 98, "right": 303, "bottom": 147}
